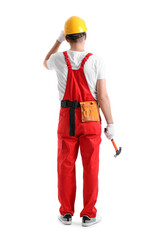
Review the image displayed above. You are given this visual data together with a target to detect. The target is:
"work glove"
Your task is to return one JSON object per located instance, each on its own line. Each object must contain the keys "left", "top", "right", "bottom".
{"left": 104, "top": 123, "right": 114, "bottom": 140}
{"left": 57, "top": 30, "right": 66, "bottom": 43}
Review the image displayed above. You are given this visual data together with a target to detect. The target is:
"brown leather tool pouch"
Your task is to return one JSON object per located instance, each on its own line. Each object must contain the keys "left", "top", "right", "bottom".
{"left": 80, "top": 101, "right": 100, "bottom": 122}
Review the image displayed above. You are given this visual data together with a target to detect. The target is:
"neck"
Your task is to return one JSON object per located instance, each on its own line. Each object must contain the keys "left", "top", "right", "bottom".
{"left": 69, "top": 44, "right": 85, "bottom": 52}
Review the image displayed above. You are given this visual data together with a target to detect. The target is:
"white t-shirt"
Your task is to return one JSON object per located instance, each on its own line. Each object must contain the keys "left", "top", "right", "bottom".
{"left": 47, "top": 50, "right": 106, "bottom": 101}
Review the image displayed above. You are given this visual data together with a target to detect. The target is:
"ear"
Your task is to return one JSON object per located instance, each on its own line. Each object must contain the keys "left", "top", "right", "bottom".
{"left": 85, "top": 33, "right": 87, "bottom": 40}
{"left": 65, "top": 36, "right": 69, "bottom": 42}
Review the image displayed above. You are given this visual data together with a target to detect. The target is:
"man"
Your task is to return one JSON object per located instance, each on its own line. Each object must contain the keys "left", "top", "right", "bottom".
{"left": 43, "top": 16, "right": 114, "bottom": 227}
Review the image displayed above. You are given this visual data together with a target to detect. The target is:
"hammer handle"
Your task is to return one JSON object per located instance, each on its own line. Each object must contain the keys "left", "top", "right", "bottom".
{"left": 104, "top": 128, "right": 118, "bottom": 151}
{"left": 111, "top": 139, "right": 118, "bottom": 151}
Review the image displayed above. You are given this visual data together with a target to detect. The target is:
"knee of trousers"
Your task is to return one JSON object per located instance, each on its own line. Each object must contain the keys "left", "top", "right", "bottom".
{"left": 58, "top": 160, "right": 76, "bottom": 176}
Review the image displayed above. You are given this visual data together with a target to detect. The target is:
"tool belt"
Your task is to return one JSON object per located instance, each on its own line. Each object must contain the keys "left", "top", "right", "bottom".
{"left": 61, "top": 100, "right": 100, "bottom": 136}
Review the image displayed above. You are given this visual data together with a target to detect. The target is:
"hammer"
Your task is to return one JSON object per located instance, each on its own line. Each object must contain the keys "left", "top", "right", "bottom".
{"left": 104, "top": 128, "right": 122, "bottom": 158}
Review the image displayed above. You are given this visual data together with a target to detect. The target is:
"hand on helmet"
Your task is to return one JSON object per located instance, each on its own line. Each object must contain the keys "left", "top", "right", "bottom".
{"left": 57, "top": 31, "right": 66, "bottom": 43}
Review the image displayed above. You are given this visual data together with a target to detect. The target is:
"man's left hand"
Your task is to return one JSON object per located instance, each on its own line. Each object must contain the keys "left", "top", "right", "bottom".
{"left": 57, "top": 31, "right": 66, "bottom": 43}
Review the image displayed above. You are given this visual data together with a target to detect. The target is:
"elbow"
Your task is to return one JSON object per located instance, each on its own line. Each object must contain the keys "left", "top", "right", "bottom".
{"left": 97, "top": 95, "right": 110, "bottom": 108}
{"left": 97, "top": 94, "right": 109, "bottom": 103}
{"left": 43, "top": 60, "right": 49, "bottom": 70}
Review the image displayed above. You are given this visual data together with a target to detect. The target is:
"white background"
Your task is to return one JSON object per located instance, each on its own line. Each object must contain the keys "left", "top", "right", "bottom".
{"left": 0, "top": 0, "right": 160, "bottom": 239}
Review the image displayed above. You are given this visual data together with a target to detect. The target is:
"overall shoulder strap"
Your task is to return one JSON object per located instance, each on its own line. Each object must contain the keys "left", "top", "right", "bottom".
{"left": 63, "top": 51, "right": 72, "bottom": 69}
{"left": 80, "top": 53, "right": 93, "bottom": 69}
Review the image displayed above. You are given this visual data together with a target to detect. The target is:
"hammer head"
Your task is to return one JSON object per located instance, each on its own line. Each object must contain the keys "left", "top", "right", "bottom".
{"left": 114, "top": 147, "right": 122, "bottom": 158}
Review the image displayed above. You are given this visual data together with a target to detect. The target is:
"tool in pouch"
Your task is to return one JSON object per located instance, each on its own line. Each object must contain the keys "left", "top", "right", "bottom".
{"left": 80, "top": 100, "right": 100, "bottom": 122}
{"left": 104, "top": 128, "right": 122, "bottom": 158}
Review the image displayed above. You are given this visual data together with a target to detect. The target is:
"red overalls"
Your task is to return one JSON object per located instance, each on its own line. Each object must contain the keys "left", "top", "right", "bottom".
{"left": 57, "top": 51, "right": 102, "bottom": 218}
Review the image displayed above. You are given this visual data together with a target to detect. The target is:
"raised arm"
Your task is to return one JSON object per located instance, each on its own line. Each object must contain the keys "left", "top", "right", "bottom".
{"left": 43, "top": 31, "right": 65, "bottom": 69}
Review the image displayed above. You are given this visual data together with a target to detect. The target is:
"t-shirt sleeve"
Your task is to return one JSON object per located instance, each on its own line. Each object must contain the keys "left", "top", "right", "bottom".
{"left": 46, "top": 53, "right": 57, "bottom": 70}
{"left": 96, "top": 56, "right": 106, "bottom": 79}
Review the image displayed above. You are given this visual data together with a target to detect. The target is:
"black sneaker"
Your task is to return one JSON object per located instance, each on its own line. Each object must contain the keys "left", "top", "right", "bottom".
{"left": 82, "top": 215, "right": 101, "bottom": 227}
{"left": 58, "top": 213, "right": 72, "bottom": 225}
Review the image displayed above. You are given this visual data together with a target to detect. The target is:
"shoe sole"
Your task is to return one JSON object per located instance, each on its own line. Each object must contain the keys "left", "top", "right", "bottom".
{"left": 82, "top": 222, "right": 97, "bottom": 227}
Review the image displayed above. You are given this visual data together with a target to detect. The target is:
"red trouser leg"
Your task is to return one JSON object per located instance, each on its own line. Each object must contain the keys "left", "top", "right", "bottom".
{"left": 57, "top": 134, "right": 79, "bottom": 216}
{"left": 79, "top": 133, "right": 102, "bottom": 218}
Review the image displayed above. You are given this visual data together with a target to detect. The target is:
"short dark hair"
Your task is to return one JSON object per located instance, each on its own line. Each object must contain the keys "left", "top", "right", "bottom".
{"left": 66, "top": 32, "right": 86, "bottom": 43}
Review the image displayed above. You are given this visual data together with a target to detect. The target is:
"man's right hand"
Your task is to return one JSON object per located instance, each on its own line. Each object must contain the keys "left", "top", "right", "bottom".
{"left": 104, "top": 123, "right": 115, "bottom": 140}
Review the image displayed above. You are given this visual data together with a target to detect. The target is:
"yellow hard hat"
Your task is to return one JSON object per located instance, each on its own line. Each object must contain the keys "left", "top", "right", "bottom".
{"left": 64, "top": 16, "right": 87, "bottom": 35}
